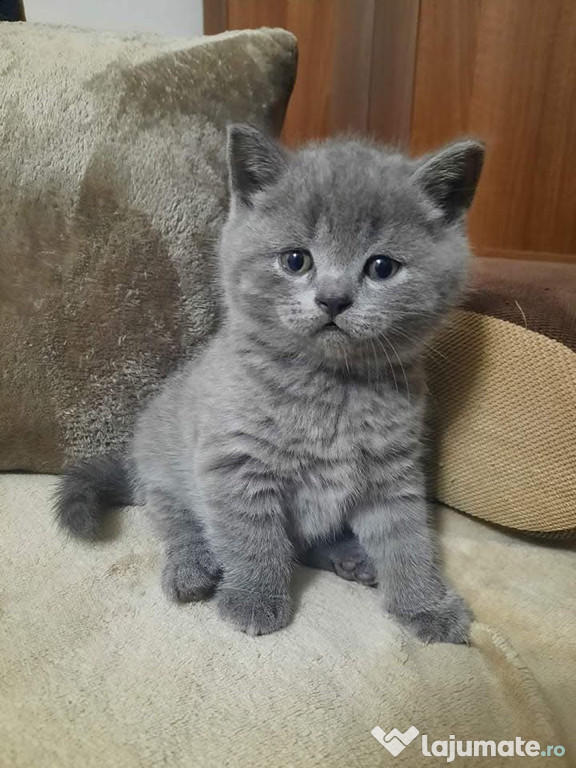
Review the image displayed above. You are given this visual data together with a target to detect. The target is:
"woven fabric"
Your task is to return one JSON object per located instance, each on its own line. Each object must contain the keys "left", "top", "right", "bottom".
{"left": 429, "top": 310, "right": 576, "bottom": 535}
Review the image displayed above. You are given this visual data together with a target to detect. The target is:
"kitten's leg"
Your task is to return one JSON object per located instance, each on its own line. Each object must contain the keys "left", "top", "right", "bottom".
{"left": 201, "top": 467, "right": 293, "bottom": 635}
{"left": 148, "top": 489, "right": 221, "bottom": 602}
{"left": 213, "top": 502, "right": 293, "bottom": 636}
{"left": 350, "top": 493, "right": 471, "bottom": 644}
{"left": 301, "top": 530, "right": 377, "bottom": 585}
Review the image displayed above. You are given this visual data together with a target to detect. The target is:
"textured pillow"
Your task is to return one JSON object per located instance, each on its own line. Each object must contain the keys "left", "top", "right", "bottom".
{"left": 0, "top": 23, "right": 296, "bottom": 471}
{"left": 428, "top": 257, "right": 576, "bottom": 537}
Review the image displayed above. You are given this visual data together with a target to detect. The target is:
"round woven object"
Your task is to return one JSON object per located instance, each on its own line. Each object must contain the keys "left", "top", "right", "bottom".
{"left": 428, "top": 309, "right": 576, "bottom": 537}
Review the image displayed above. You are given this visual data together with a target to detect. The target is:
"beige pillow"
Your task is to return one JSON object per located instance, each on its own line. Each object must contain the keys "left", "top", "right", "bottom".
{"left": 0, "top": 23, "right": 296, "bottom": 471}
{"left": 428, "top": 257, "right": 576, "bottom": 537}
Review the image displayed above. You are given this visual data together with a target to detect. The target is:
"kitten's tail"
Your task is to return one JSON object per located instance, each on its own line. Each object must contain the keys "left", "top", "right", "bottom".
{"left": 54, "top": 453, "right": 135, "bottom": 539}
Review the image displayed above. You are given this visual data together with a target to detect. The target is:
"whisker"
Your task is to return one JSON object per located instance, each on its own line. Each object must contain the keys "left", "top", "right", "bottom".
{"left": 382, "top": 309, "right": 438, "bottom": 318}
{"left": 374, "top": 337, "right": 398, "bottom": 393}
{"left": 368, "top": 337, "right": 381, "bottom": 390}
{"left": 514, "top": 300, "right": 528, "bottom": 329}
{"left": 393, "top": 327, "right": 448, "bottom": 361}
{"left": 342, "top": 346, "right": 351, "bottom": 376}
{"left": 382, "top": 334, "right": 410, "bottom": 402}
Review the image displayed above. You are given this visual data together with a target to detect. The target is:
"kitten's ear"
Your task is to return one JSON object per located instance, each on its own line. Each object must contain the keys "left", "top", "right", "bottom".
{"left": 412, "top": 139, "right": 485, "bottom": 222}
{"left": 227, "top": 124, "right": 288, "bottom": 206}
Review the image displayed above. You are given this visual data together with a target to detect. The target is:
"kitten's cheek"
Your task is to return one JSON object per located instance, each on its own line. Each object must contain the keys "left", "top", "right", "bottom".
{"left": 275, "top": 310, "right": 305, "bottom": 335}
{"left": 275, "top": 301, "right": 318, "bottom": 335}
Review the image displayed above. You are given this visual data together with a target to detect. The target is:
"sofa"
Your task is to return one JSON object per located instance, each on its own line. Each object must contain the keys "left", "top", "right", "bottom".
{"left": 1, "top": 22, "right": 574, "bottom": 768}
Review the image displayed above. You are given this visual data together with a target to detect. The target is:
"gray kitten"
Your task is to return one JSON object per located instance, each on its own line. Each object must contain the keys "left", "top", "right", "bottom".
{"left": 56, "top": 125, "right": 484, "bottom": 643}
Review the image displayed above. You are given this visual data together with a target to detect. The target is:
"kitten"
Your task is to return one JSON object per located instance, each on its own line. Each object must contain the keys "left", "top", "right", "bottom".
{"left": 56, "top": 124, "right": 484, "bottom": 643}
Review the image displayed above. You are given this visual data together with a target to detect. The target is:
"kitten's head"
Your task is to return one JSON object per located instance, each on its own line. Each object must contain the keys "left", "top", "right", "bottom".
{"left": 219, "top": 124, "right": 484, "bottom": 366}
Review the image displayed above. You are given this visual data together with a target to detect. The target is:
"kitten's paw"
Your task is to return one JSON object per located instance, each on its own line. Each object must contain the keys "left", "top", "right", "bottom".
{"left": 217, "top": 588, "right": 291, "bottom": 636}
{"left": 329, "top": 539, "right": 378, "bottom": 586}
{"left": 395, "top": 590, "right": 472, "bottom": 645}
{"left": 303, "top": 536, "right": 378, "bottom": 586}
{"left": 162, "top": 554, "right": 221, "bottom": 603}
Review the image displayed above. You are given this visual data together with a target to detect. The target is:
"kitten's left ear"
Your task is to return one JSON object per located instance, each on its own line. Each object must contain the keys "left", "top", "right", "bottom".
{"left": 412, "top": 139, "right": 485, "bottom": 222}
{"left": 227, "top": 123, "right": 288, "bottom": 207}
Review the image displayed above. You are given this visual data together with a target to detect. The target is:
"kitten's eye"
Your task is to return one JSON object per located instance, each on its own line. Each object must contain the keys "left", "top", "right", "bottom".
{"left": 364, "top": 254, "right": 401, "bottom": 281}
{"left": 280, "top": 249, "right": 313, "bottom": 275}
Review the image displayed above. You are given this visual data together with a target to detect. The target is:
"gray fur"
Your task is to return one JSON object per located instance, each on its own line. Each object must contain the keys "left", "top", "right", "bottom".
{"left": 56, "top": 124, "right": 484, "bottom": 642}
{"left": 55, "top": 453, "right": 134, "bottom": 538}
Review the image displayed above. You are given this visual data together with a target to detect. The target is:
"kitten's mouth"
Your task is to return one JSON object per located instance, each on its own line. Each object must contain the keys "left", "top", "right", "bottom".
{"left": 318, "top": 321, "right": 347, "bottom": 335}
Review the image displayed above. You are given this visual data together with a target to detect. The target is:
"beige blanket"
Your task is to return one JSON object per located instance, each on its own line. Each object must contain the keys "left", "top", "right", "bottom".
{"left": 1, "top": 474, "right": 574, "bottom": 767}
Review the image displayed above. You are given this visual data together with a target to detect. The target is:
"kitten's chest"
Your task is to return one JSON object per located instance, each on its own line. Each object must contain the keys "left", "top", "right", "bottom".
{"left": 272, "top": 384, "right": 394, "bottom": 540}
{"left": 273, "top": 381, "right": 390, "bottom": 461}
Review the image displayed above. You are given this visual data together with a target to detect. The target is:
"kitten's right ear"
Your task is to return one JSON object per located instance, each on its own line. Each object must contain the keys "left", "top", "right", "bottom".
{"left": 227, "top": 124, "right": 288, "bottom": 207}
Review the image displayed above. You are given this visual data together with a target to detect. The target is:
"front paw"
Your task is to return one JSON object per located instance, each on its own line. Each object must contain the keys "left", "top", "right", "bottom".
{"left": 162, "top": 557, "right": 220, "bottom": 603}
{"left": 394, "top": 590, "right": 472, "bottom": 645}
{"left": 217, "top": 587, "right": 291, "bottom": 636}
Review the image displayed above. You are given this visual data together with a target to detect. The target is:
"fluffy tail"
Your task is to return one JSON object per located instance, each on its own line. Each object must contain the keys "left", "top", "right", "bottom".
{"left": 55, "top": 453, "right": 135, "bottom": 539}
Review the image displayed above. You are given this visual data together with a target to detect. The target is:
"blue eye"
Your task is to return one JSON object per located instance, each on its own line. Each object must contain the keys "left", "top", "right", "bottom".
{"left": 364, "top": 254, "right": 401, "bottom": 281}
{"left": 280, "top": 249, "right": 313, "bottom": 275}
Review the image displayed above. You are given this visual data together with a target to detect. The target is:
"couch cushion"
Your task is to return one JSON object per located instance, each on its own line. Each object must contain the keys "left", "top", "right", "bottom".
{"left": 1, "top": 473, "right": 574, "bottom": 767}
{"left": 0, "top": 23, "right": 296, "bottom": 471}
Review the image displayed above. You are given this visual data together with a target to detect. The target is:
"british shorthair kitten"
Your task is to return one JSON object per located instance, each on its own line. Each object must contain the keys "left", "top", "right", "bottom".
{"left": 56, "top": 124, "right": 484, "bottom": 643}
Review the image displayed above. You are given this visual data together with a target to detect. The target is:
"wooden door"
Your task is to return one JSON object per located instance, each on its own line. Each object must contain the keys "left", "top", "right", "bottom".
{"left": 412, "top": 0, "right": 576, "bottom": 262}
{"left": 204, "top": 0, "right": 419, "bottom": 146}
{"left": 204, "top": 0, "right": 576, "bottom": 264}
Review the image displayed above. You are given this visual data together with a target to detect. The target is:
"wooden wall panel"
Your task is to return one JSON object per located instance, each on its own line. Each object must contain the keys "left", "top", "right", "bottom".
{"left": 330, "top": 0, "right": 375, "bottom": 137}
{"left": 205, "top": 0, "right": 420, "bottom": 147}
{"left": 367, "top": 0, "right": 420, "bottom": 146}
{"left": 203, "top": 0, "right": 226, "bottom": 35}
{"left": 411, "top": 0, "right": 576, "bottom": 261}
{"left": 331, "top": 0, "right": 420, "bottom": 146}
{"left": 226, "top": 0, "right": 337, "bottom": 145}
{"left": 205, "top": 0, "right": 575, "bottom": 262}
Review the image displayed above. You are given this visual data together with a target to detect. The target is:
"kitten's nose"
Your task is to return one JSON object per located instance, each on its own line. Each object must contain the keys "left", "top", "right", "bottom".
{"left": 315, "top": 294, "right": 352, "bottom": 318}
